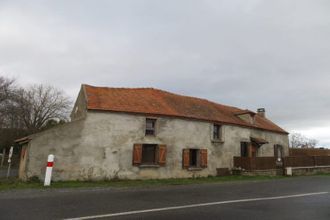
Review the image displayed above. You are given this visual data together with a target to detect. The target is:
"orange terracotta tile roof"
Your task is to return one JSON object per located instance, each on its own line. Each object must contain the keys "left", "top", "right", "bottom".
{"left": 83, "top": 85, "right": 288, "bottom": 134}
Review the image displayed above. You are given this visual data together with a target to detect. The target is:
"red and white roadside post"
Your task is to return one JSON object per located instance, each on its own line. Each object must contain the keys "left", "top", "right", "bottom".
{"left": 44, "top": 154, "right": 54, "bottom": 186}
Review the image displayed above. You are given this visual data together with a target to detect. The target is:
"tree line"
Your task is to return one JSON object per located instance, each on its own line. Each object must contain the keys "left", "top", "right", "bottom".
{"left": 0, "top": 76, "right": 72, "bottom": 149}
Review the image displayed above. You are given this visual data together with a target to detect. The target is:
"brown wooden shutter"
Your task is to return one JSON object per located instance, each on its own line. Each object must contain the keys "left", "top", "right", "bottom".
{"left": 200, "top": 149, "right": 208, "bottom": 168}
{"left": 182, "top": 149, "right": 190, "bottom": 169}
{"left": 132, "top": 144, "right": 142, "bottom": 165}
{"left": 158, "top": 145, "right": 167, "bottom": 166}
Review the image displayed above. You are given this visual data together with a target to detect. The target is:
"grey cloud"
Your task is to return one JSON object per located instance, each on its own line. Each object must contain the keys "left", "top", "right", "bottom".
{"left": 1, "top": 0, "right": 330, "bottom": 146}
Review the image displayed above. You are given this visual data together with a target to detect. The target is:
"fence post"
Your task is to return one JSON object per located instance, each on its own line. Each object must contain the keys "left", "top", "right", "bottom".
{"left": 283, "top": 157, "right": 288, "bottom": 168}
{"left": 313, "top": 156, "right": 317, "bottom": 166}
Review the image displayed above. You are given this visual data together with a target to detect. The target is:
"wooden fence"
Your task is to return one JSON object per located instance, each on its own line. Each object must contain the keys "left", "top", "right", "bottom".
{"left": 289, "top": 148, "right": 330, "bottom": 156}
{"left": 233, "top": 157, "right": 277, "bottom": 170}
{"left": 283, "top": 156, "right": 330, "bottom": 167}
{"left": 234, "top": 156, "right": 330, "bottom": 170}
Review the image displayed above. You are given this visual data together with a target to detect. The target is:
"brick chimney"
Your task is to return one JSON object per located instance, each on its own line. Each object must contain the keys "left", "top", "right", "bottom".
{"left": 257, "top": 108, "right": 266, "bottom": 118}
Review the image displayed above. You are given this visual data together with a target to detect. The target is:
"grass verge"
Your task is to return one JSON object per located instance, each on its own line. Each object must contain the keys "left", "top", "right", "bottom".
{"left": 2, "top": 174, "right": 329, "bottom": 192}
{"left": 0, "top": 175, "right": 286, "bottom": 191}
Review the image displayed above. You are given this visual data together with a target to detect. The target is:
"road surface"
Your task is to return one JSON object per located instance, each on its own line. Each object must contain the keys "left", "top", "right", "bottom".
{"left": 0, "top": 176, "right": 329, "bottom": 220}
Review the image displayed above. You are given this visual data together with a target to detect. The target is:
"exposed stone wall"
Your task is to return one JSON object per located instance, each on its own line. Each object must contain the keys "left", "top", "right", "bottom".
{"left": 22, "top": 111, "right": 289, "bottom": 181}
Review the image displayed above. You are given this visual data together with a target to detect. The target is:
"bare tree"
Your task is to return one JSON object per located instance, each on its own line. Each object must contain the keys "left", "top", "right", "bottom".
{"left": 0, "top": 78, "right": 72, "bottom": 149}
{"left": 290, "top": 133, "right": 306, "bottom": 148}
{"left": 0, "top": 76, "right": 15, "bottom": 103}
{"left": 0, "top": 76, "right": 16, "bottom": 127}
{"left": 0, "top": 76, "right": 23, "bottom": 149}
{"left": 290, "top": 132, "right": 318, "bottom": 148}
{"left": 13, "top": 84, "right": 72, "bottom": 133}
{"left": 307, "top": 139, "right": 318, "bottom": 148}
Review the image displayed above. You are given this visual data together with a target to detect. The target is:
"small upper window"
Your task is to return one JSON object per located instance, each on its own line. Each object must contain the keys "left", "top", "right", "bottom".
{"left": 213, "top": 124, "right": 222, "bottom": 140}
{"left": 145, "top": 118, "right": 156, "bottom": 136}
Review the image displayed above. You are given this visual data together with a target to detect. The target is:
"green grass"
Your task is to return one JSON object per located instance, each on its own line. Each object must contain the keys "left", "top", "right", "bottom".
{"left": 313, "top": 172, "right": 330, "bottom": 176}
{"left": 2, "top": 174, "right": 329, "bottom": 192}
{"left": 0, "top": 175, "right": 285, "bottom": 191}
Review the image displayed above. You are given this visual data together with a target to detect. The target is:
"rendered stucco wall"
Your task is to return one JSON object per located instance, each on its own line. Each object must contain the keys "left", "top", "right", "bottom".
{"left": 23, "top": 119, "right": 86, "bottom": 180}
{"left": 23, "top": 111, "right": 289, "bottom": 181}
{"left": 70, "top": 87, "right": 87, "bottom": 121}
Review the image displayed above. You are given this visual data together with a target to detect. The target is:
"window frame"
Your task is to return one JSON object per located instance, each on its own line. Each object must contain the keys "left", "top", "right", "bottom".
{"left": 145, "top": 118, "right": 157, "bottom": 136}
{"left": 132, "top": 143, "right": 167, "bottom": 167}
{"left": 141, "top": 144, "right": 158, "bottom": 165}
{"left": 182, "top": 148, "right": 208, "bottom": 170}
{"left": 189, "top": 149, "right": 200, "bottom": 168}
{"left": 212, "top": 124, "right": 223, "bottom": 143}
{"left": 213, "top": 124, "right": 221, "bottom": 140}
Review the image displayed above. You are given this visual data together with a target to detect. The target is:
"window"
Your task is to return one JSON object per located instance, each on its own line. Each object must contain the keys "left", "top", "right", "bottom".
{"left": 182, "top": 148, "right": 208, "bottom": 169}
{"left": 241, "top": 142, "right": 249, "bottom": 157}
{"left": 189, "top": 149, "right": 198, "bottom": 167}
{"left": 145, "top": 118, "right": 156, "bottom": 136}
{"left": 142, "top": 144, "right": 157, "bottom": 164}
{"left": 213, "top": 124, "right": 222, "bottom": 140}
{"left": 132, "top": 144, "right": 167, "bottom": 166}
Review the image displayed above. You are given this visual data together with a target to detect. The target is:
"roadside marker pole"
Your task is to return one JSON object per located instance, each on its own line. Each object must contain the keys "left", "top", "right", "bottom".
{"left": 6, "top": 146, "right": 14, "bottom": 179}
{"left": 44, "top": 154, "right": 54, "bottom": 186}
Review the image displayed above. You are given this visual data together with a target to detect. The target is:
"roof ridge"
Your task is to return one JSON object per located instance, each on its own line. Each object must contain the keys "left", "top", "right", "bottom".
{"left": 83, "top": 84, "right": 157, "bottom": 90}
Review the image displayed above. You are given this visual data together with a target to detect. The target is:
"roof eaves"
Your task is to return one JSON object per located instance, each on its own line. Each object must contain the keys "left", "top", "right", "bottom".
{"left": 14, "top": 136, "right": 32, "bottom": 145}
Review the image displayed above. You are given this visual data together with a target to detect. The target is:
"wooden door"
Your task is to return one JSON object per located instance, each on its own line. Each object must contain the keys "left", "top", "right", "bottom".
{"left": 250, "top": 143, "right": 258, "bottom": 158}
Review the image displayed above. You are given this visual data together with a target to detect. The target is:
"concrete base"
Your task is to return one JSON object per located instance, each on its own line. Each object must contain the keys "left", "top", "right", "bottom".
{"left": 240, "top": 169, "right": 281, "bottom": 176}
{"left": 290, "top": 166, "right": 330, "bottom": 176}
{"left": 232, "top": 166, "right": 330, "bottom": 177}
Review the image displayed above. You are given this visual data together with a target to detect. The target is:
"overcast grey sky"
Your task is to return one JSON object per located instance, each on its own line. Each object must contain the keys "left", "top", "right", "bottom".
{"left": 1, "top": 0, "right": 330, "bottom": 146}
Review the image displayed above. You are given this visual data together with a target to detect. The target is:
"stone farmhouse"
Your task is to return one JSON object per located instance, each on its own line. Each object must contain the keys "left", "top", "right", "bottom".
{"left": 17, "top": 85, "right": 289, "bottom": 181}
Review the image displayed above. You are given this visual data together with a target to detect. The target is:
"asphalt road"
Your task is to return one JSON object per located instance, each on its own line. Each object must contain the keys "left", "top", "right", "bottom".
{"left": 0, "top": 176, "right": 329, "bottom": 220}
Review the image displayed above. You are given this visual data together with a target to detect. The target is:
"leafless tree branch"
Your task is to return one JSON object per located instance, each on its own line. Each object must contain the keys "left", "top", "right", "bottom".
{"left": 0, "top": 76, "right": 72, "bottom": 148}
